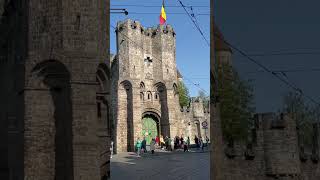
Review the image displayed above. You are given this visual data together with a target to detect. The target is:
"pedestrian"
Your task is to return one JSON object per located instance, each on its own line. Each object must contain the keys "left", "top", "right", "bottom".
{"left": 183, "top": 140, "right": 188, "bottom": 152}
{"left": 160, "top": 135, "right": 165, "bottom": 149}
{"left": 136, "top": 137, "right": 142, "bottom": 157}
{"left": 110, "top": 141, "right": 114, "bottom": 158}
{"left": 206, "top": 136, "right": 209, "bottom": 148}
{"left": 200, "top": 137, "right": 204, "bottom": 151}
{"left": 180, "top": 135, "right": 184, "bottom": 149}
{"left": 150, "top": 138, "right": 156, "bottom": 154}
{"left": 194, "top": 135, "right": 199, "bottom": 149}
{"left": 167, "top": 136, "right": 172, "bottom": 151}
{"left": 164, "top": 136, "right": 169, "bottom": 151}
{"left": 155, "top": 136, "right": 160, "bottom": 147}
{"left": 187, "top": 136, "right": 190, "bottom": 152}
{"left": 174, "top": 136, "right": 179, "bottom": 150}
{"left": 141, "top": 137, "right": 147, "bottom": 153}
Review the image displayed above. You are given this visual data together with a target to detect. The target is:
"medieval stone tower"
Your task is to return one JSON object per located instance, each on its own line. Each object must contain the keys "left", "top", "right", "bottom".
{"left": 0, "top": 1, "right": 111, "bottom": 179}
{"left": 111, "top": 19, "right": 181, "bottom": 153}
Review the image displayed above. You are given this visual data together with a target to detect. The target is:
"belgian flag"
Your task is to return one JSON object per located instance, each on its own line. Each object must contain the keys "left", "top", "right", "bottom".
{"left": 159, "top": 0, "right": 166, "bottom": 25}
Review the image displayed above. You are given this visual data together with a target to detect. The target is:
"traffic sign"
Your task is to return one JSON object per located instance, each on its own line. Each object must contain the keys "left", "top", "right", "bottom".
{"left": 202, "top": 121, "right": 208, "bottom": 128}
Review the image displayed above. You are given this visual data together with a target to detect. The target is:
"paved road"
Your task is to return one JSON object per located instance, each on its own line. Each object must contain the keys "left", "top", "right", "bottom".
{"left": 110, "top": 148, "right": 210, "bottom": 180}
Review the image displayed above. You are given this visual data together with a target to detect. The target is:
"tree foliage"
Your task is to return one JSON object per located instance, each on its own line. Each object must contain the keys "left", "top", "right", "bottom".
{"left": 177, "top": 81, "right": 190, "bottom": 108}
{"left": 218, "top": 63, "right": 255, "bottom": 142}
{"left": 198, "top": 90, "right": 210, "bottom": 109}
{"left": 281, "top": 91, "right": 319, "bottom": 148}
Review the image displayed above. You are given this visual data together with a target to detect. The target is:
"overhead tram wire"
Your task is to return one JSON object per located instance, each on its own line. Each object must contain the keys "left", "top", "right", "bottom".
{"left": 110, "top": 25, "right": 209, "bottom": 96}
{"left": 213, "top": 33, "right": 320, "bottom": 106}
{"left": 117, "top": 12, "right": 209, "bottom": 16}
{"left": 248, "top": 51, "right": 320, "bottom": 57}
{"left": 177, "top": 0, "right": 210, "bottom": 46}
{"left": 111, "top": 5, "right": 209, "bottom": 8}
{"left": 244, "top": 68, "right": 320, "bottom": 74}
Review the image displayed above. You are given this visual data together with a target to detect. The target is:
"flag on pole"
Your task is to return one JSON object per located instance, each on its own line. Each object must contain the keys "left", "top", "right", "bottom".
{"left": 159, "top": 0, "right": 166, "bottom": 25}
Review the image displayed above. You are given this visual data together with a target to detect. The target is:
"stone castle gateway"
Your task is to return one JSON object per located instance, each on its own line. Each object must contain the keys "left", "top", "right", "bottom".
{"left": 111, "top": 19, "right": 210, "bottom": 153}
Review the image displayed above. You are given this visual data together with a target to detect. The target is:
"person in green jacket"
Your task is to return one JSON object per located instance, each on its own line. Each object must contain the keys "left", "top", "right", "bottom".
{"left": 136, "top": 137, "right": 142, "bottom": 157}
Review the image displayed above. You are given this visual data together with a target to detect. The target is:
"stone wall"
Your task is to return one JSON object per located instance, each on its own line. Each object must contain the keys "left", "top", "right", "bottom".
{"left": 111, "top": 19, "right": 208, "bottom": 153}
{"left": 213, "top": 112, "right": 320, "bottom": 180}
{"left": 1, "top": 0, "right": 111, "bottom": 179}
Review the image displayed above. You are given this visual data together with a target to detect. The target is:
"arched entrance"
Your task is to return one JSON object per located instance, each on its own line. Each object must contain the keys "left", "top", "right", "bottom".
{"left": 142, "top": 112, "right": 160, "bottom": 145}
{"left": 29, "top": 60, "right": 73, "bottom": 179}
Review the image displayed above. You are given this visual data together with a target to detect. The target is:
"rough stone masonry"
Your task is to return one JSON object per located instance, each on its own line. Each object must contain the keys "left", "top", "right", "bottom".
{"left": 110, "top": 19, "right": 210, "bottom": 153}
{"left": 0, "top": 0, "right": 111, "bottom": 179}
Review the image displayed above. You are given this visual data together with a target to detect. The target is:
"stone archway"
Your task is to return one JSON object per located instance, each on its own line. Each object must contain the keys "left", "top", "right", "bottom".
{"left": 195, "top": 120, "right": 201, "bottom": 138}
{"left": 117, "top": 80, "right": 134, "bottom": 152}
{"left": 141, "top": 111, "right": 161, "bottom": 145}
{"left": 26, "top": 59, "right": 73, "bottom": 179}
{"left": 96, "top": 63, "right": 111, "bottom": 179}
{"left": 154, "top": 82, "right": 170, "bottom": 138}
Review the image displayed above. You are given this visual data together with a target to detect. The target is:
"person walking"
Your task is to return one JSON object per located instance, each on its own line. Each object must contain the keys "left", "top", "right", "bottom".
{"left": 164, "top": 136, "right": 169, "bottom": 151}
{"left": 206, "top": 136, "right": 210, "bottom": 149}
{"left": 160, "top": 135, "right": 165, "bottom": 150}
{"left": 110, "top": 141, "right": 114, "bottom": 158}
{"left": 174, "top": 136, "right": 179, "bottom": 150}
{"left": 150, "top": 138, "right": 156, "bottom": 154}
{"left": 155, "top": 136, "right": 160, "bottom": 147}
{"left": 167, "top": 136, "right": 172, "bottom": 151}
{"left": 194, "top": 135, "right": 199, "bottom": 149}
{"left": 200, "top": 137, "right": 204, "bottom": 151}
{"left": 187, "top": 136, "right": 190, "bottom": 152}
{"left": 141, "top": 137, "right": 147, "bottom": 153}
{"left": 136, "top": 137, "right": 142, "bottom": 157}
{"left": 180, "top": 135, "right": 184, "bottom": 149}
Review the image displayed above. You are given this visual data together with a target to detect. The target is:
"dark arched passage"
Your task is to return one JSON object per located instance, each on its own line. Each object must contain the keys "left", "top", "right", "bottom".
{"left": 31, "top": 59, "right": 73, "bottom": 180}
{"left": 96, "top": 63, "right": 111, "bottom": 179}
{"left": 120, "top": 80, "right": 134, "bottom": 152}
{"left": 154, "top": 82, "right": 170, "bottom": 138}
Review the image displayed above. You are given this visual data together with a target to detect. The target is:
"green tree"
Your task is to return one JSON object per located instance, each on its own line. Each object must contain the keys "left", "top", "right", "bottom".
{"left": 281, "top": 91, "right": 315, "bottom": 148}
{"left": 198, "top": 90, "right": 210, "bottom": 109}
{"left": 218, "top": 63, "right": 255, "bottom": 143}
{"left": 177, "top": 81, "right": 190, "bottom": 108}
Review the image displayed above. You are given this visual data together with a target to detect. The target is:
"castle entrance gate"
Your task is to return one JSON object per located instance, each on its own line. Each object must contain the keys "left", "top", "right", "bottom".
{"left": 142, "top": 114, "right": 160, "bottom": 145}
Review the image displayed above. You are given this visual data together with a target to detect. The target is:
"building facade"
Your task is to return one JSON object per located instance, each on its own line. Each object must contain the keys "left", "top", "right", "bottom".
{"left": 111, "top": 19, "right": 210, "bottom": 153}
{"left": 211, "top": 23, "right": 320, "bottom": 180}
{"left": 0, "top": 1, "right": 111, "bottom": 179}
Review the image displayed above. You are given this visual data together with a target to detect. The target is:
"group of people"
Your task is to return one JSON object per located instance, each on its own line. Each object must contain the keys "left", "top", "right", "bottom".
{"left": 135, "top": 134, "right": 210, "bottom": 156}
{"left": 194, "top": 135, "right": 210, "bottom": 151}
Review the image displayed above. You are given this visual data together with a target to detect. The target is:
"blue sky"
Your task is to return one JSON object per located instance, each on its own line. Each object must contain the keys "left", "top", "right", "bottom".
{"left": 110, "top": 0, "right": 210, "bottom": 97}
{"left": 215, "top": 0, "right": 320, "bottom": 113}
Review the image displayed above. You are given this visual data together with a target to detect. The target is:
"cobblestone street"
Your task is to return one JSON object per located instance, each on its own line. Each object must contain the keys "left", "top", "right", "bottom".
{"left": 110, "top": 148, "right": 210, "bottom": 180}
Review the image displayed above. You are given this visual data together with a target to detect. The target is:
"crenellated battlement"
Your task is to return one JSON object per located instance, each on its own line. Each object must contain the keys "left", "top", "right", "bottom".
{"left": 116, "top": 19, "right": 176, "bottom": 38}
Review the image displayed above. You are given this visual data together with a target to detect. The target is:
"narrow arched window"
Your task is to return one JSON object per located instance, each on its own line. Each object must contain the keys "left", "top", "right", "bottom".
{"left": 97, "top": 102, "right": 101, "bottom": 118}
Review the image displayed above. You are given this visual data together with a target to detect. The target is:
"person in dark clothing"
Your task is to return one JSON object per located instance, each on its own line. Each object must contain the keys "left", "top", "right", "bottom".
{"left": 168, "top": 137, "right": 172, "bottom": 151}
{"left": 164, "top": 136, "right": 169, "bottom": 151}
{"left": 194, "top": 135, "right": 199, "bottom": 149}
{"left": 141, "top": 137, "right": 147, "bottom": 153}
{"left": 180, "top": 136, "right": 184, "bottom": 149}
{"left": 174, "top": 136, "right": 179, "bottom": 150}
{"left": 183, "top": 140, "right": 188, "bottom": 152}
